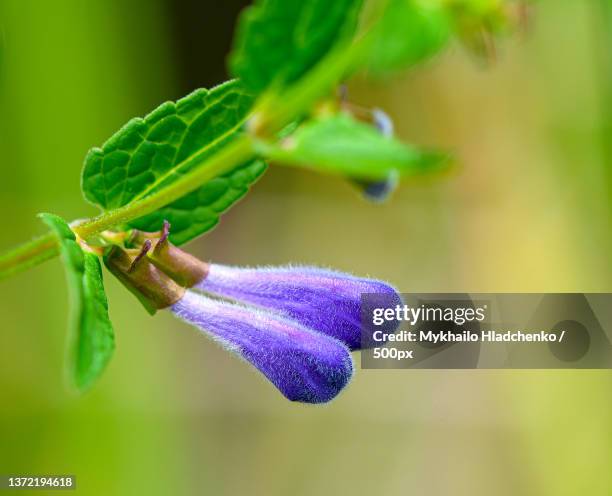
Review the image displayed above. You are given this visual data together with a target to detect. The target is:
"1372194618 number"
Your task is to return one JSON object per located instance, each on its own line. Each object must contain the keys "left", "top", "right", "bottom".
{"left": 4, "top": 476, "right": 75, "bottom": 490}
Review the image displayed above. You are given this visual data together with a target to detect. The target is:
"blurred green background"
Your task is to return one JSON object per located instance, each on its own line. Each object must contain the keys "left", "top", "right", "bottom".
{"left": 1, "top": 1, "right": 611, "bottom": 495}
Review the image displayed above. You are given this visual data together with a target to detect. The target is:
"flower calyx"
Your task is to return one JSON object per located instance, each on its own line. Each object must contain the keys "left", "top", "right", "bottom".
{"left": 104, "top": 221, "right": 208, "bottom": 314}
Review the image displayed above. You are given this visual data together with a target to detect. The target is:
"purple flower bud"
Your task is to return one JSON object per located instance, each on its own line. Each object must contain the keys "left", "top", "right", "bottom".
{"left": 352, "top": 170, "right": 399, "bottom": 203}
{"left": 171, "top": 291, "right": 354, "bottom": 404}
{"left": 195, "top": 265, "right": 402, "bottom": 350}
{"left": 351, "top": 108, "right": 398, "bottom": 202}
{"left": 372, "top": 108, "right": 394, "bottom": 138}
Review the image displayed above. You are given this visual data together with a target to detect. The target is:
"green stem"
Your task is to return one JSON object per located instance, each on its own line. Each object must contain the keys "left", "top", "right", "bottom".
{"left": 0, "top": 135, "right": 254, "bottom": 280}
{"left": 0, "top": 30, "right": 373, "bottom": 282}
{"left": 0, "top": 233, "right": 59, "bottom": 279}
{"left": 253, "top": 35, "right": 370, "bottom": 135}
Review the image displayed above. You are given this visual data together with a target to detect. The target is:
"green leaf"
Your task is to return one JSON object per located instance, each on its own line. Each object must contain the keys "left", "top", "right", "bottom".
{"left": 81, "top": 80, "right": 266, "bottom": 245}
{"left": 229, "top": 0, "right": 364, "bottom": 94}
{"left": 365, "top": 0, "right": 451, "bottom": 75}
{"left": 39, "top": 213, "right": 114, "bottom": 392}
{"left": 260, "top": 113, "right": 448, "bottom": 179}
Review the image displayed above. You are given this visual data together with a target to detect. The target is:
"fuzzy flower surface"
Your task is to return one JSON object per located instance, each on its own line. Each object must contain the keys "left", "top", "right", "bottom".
{"left": 106, "top": 223, "right": 400, "bottom": 404}
{"left": 171, "top": 291, "right": 354, "bottom": 403}
{"left": 195, "top": 265, "right": 402, "bottom": 350}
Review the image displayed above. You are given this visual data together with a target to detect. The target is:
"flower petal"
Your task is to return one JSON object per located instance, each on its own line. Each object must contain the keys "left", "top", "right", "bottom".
{"left": 171, "top": 291, "right": 354, "bottom": 403}
{"left": 195, "top": 265, "right": 402, "bottom": 350}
